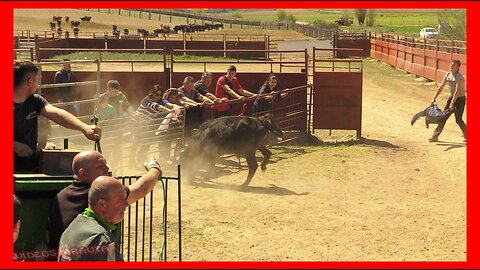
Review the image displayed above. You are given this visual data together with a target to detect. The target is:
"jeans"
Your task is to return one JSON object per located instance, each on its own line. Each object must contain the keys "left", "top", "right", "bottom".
{"left": 432, "top": 96, "right": 467, "bottom": 139}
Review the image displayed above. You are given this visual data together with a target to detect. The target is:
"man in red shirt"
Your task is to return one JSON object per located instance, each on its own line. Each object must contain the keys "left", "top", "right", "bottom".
{"left": 213, "top": 65, "right": 256, "bottom": 118}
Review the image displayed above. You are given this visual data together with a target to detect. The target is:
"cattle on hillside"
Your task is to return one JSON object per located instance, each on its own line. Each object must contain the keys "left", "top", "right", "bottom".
{"left": 80, "top": 16, "right": 91, "bottom": 22}
{"left": 70, "top": 20, "right": 80, "bottom": 29}
{"left": 73, "top": 26, "right": 79, "bottom": 38}
{"left": 173, "top": 23, "right": 224, "bottom": 34}
{"left": 180, "top": 116, "right": 283, "bottom": 186}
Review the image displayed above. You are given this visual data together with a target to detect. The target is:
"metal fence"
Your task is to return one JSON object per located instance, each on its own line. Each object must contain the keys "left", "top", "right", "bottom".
{"left": 118, "top": 169, "right": 182, "bottom": 262}
{"left": 370, "top": 33, "right": 466, "bottom": 83}
{"left": 311, "top": 48, "right": 363, "bottom": 138}
{"left": 13, "top": 172, "right": 182, "bottom": 262}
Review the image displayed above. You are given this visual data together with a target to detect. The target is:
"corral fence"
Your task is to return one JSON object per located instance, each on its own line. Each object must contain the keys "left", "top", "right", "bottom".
{"left": 169, "top": 49, "right": 309, "bottom": 134}
{"left": 32, "top": 34, "right": 268, "bottom": 61}
{"left": 14, "top": 172, "right": 182, "bottom": 262}
{"left": 118, "top": 171, "right": 182, "bottom": 261}
{"left": 311, "top": 48, "right": 363, "bottom": 139}
{"left": 333, "top": 31, "right": 371, "bottom": 58}
{"left": 34, "top": 49, "right": 309, "bottom": 175}
{"left": 33, "top": 54, "right": 181, "bottom": 178}
{"left": 290, "top": 23, "right": 335, "bottom": 40}
{"left": 14, "top": 48, "right": 35, "bottom": 61}
{"left": 370, "top": 33, "right": 466, "bottom": 83}
{"left": 33, "top": 59, "right": 101, "bottom": 125}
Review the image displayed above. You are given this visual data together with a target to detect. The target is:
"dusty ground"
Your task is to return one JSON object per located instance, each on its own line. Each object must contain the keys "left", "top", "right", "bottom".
{"left": 161, "top": 59, "right": 466, "bottom": 261}
{"left": 15, "top": 9, "right": 466, "bottom": 262}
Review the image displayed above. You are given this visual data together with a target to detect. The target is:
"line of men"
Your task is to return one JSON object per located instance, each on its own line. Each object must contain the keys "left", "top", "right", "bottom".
{"left": 15, "top": 61, "right": 163, "bottom": 261}
{"left": 97, "top": 65, "right": 258, "bottom": 125}
{"left": 13, "top": 60, "right": 270, "bottom": 261}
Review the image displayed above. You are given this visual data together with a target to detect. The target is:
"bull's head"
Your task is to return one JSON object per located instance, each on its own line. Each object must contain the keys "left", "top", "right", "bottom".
{"left": 261, "top": 117, "right": 283, "bottom": 139}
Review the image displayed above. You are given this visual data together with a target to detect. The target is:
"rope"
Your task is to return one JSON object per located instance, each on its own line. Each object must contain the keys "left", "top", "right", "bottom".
{"left": 91, "top": 113, "right": 102, "bottom": 153}
{"left": 159, "top": 179, "right": 166, "bottom": 261}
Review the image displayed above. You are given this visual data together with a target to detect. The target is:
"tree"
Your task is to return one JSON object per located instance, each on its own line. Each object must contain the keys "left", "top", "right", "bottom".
{"left": 193, "top": 9, "right": 204, "bottom": 16}
{"left": 366, "top": 9, "right": 376, "bottom": 27}
{"left": 355, "top": 8, "right": 368, "bottom": 25}
{"left": 277, "top": 9, "right": 287, "bottom": 22}
{"left": 437, "top": 9, "right": 466, "bottom": 40}
{"left": 232, "top": 11, "right": 243, "bottom": 19}
{"left": 286, "top": 14, "right": 297, "bottom": 24}
{"left": 313, "top": 19, "right": 340, "bottom": 30}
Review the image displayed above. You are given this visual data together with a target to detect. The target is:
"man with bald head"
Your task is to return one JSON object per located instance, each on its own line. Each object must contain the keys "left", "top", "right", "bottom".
{"left": 47, "top": 150, "right": 161, "bottom": 259}
{"left": 58, "top": 176, "right": 129, "bottom": 261}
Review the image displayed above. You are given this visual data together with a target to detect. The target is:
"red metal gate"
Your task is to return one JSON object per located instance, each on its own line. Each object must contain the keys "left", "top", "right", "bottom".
{"left": 312, "top": 48, "right": 363, "bottom": 138}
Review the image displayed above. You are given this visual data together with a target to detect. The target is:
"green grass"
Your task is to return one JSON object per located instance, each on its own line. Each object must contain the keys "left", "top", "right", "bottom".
{"left": 48, "top": 52, "right": 259, "bottom": 62}
{"left": 238, "top": 10, "right": 459, "bottom": 36}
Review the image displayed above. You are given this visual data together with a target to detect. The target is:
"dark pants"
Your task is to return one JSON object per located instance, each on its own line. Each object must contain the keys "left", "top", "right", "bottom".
{"left": 14, "top": 152, "right": 40, "bottom": 173}
{"left": 184, "top": 106, "right": 204, "bottom": 137}
{"left": 213, "top": 109, "right": 230, "bottom": 119}
{"left": 432, "top": 96, "right": 467, "bottom": 139}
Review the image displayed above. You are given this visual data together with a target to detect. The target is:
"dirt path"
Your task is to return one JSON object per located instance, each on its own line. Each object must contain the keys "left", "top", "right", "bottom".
{"left": 14, "top": 9, "right": 466, "bottom": 262}
{"left": 168, "top": 59, "right": 466, "bottom": 261}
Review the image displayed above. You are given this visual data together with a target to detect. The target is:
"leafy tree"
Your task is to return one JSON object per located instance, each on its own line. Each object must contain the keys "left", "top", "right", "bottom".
{"left": 193, "top": 9, "right": 204, "bottom": 15}
{"left": 232, "top": 11, "right": 243, "bottom": 19}
{"left": 366, "top": 9, "right": 376, "bottom": 27}
{"left": 437, "top": 9, "right": 466, "bottom": 40}
{"left": 277, "top": 9, "right": 287, "bottom": 22}
{"left": 355, "top": 8, "right": 367, "bottom": 25}
{"left": 286, "top": 14, "right": 297, "bottom": 24}
{"left": 313, "top": 19, "right": 340, "bottom": 30}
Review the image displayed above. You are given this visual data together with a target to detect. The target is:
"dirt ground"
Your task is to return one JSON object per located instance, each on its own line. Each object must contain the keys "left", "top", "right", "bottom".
{"left": 14, "top": 9, "right": 466, "bottom": 262}
{"left": 161, "top": 59, "right": 466, "bottom": 261}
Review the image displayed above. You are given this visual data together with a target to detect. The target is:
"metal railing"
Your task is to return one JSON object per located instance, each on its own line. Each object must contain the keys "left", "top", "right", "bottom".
{"left": 171, "top": 49, "right": 308, "bottom": 73}
{"left": 118, "top": 168, "right": 182, "bottom": 262}
{"left": 13, "top": 171, "right": 182, "bottom": 262}
{"left": 371, "top": 32, "right": 466, "bottom": 54}
{"left": 14, "top": 48, "right": 34, "bottom": 61}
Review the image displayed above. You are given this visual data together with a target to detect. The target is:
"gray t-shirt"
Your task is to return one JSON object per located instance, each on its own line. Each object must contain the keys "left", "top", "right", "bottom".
{"left": 58, "top": 214, "right": 122, "bottom": 261}
{"left": 444, "top": 72, "right": 465, "bottom": 97}
{"left": 178, "top": 86, "right": 201, "bottom": 102}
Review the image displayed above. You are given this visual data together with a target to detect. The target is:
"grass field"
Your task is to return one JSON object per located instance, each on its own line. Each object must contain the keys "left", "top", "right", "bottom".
{"left": 14, "top": 8, "right": 466, "bottom": 38}
{"left": 209, "top": 8, "right": 465, "bottom": 37}
{"left": 46, "top": 52, "right": 254, "bottom": 62}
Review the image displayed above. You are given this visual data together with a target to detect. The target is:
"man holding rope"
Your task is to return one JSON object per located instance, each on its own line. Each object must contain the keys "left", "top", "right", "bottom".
{"left": 14, "top": 61, "right": 101, "bottom": 173}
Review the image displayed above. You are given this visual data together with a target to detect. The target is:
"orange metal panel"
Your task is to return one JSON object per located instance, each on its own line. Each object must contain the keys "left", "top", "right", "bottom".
{"left": 424, "top": 66, "right": 436, "bottom": 81}
{"left": 404, "top": 61, "right": 413, "bottom": 73}
{"left": 312, "top": 71, "right": 362, "bottom": 132}
{"left": 436, "top": 70, "right": 447, "bottom": 83}
{"left": 396, "top": 58, "right": 405, "bottom": 69}
{"left": 412, "top": 63, "right": 425, "bottom": 77}
{"left": 313, "top": 107, "right": 361, "bottom": 130}
{"left": 388, "top": 55, "right": 397, "bottom": 66}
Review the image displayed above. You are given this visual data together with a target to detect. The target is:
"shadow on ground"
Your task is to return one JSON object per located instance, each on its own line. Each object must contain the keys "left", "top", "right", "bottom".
{"left": 323, "top": 137, "right": 405, "bottom": 150}
{"left": 435, "top": 141, "right": 466, "bottom": 151}
{"left": 183, "top": 133, "right": 405, "bottom": 189}
{"left": 188, "top": 179, "right": 309, "bottom": 196}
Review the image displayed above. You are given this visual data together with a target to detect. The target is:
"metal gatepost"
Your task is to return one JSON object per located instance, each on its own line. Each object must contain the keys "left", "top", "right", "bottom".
{"left": 118, "top": 165, "right": 182, "bottom": 262}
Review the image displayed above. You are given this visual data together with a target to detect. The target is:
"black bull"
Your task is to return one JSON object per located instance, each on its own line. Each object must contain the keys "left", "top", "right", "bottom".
{"left": 181, "top": 116, "right": 283, "bottom": 186}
